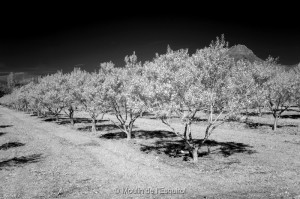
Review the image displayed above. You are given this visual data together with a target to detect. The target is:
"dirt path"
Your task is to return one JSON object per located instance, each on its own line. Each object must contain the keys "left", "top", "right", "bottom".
{"left": 1, "top": 106, "right": 300, "bottom": 199}
{"left": 0, "top": 107, "right": 213, "bottom": 199}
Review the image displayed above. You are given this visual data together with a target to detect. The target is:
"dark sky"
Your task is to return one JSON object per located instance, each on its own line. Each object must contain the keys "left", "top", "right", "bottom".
{"left": 0, "top": 3, "right": 299, "bottom": 77}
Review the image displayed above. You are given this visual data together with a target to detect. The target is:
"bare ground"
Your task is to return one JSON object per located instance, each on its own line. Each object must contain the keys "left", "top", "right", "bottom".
{"left": 0, "top": 106, "right": 300, "bottom": 199}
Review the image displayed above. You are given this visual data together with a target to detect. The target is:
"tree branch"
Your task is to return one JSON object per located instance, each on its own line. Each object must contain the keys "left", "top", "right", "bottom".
{"left": 108, "top": 118, "right": 127, "bottom": 134}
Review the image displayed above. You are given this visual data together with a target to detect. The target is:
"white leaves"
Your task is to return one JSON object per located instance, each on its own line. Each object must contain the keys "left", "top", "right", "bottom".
{"left": 1, "top": 35, "right": 299, "bottom": 127}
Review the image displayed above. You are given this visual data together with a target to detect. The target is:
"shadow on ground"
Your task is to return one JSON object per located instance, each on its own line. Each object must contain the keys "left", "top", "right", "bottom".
{"left": 244, "top": 121, "right": 298, "bottom": 129}
{"left": 240, "top": 112, "right": 269, "bottom": 117}
{"left": 140, "top": 139, "right": 256, "bottom": 159}
{"left": 281, "top": 114, "right": 300, "bottom": 119}
{"left": 0, "top": 154, "right": 43, "bottom": 170}
{"left": 43, "top": 117, "right": 109, "bottom": 125}
{"left": 0, "top": 132, "right": 7, "bottom": 136}
{"left": 0, "top": 125, "right": 13, "bottom": 128}
{"left": 100, "top": 130, "right": 177, "bottom": 140}
{"left": 0, "top": 142, "right": 25, "bottom": 150}
{"left": 78, "top": 123, "right": 122, "bottom": 132}
{"left": 140, "top": 112, "right": 156, "bottom": 118}
{"left": 192, "top": 117, "right": 207, "bottom": 122}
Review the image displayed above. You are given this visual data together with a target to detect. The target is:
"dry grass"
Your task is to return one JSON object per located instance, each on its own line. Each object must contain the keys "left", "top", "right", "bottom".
{"left": 1, "top": 106, "right": 300, "bottom": 198}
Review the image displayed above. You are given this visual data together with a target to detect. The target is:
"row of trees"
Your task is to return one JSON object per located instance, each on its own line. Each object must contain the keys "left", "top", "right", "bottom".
{"left": 1, "top": 36, "right": 299, "bottom": 162}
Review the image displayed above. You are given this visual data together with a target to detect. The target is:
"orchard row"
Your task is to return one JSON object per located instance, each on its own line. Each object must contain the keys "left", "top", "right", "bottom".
{"left": 1, "top": 36, "right": 299, "bottom": 162}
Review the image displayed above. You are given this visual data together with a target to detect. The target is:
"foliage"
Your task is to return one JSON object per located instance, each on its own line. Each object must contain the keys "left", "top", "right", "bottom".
{"left": 63, "top": 68, "right": 90, "bottom": 125}
{"left": 265, "top": 67, "right": 297, "bottom": 130}
{"left": 0, "top": 35, "right": 299, "bottom": 161}
{"left": 142, "top": 36, "right": 248, "bottom": 162}
{"left": 80, "top": 71, "right": 108, "bottom": 132}
{"left": 0, "top": 83, "right": 10, "bottom": 98}
{"left": 102, "top": 53, "right": 149, "bottom": 139}
{"left": 37, "top": 71, "right": 68, "bottom": 120}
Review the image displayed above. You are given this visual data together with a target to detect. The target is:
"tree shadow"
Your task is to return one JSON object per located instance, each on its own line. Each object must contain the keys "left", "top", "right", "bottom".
{"left": 42, "top": 116, "right": 66, "bottom": 122}
{"left": 67, "top": 118, "right": 108, "bottom": 125}
{"left": 240, "top": 112, "right": 262, "bottom": 117}
{"left": 140, "top": 139, "right": 256, "bottom": 159}
{"left": 100, "top": 130, "right": 177, "bottom": 140}
{"left": 78, "top": 123, "right": 122, "bottom": 132}
{"left": 56, "top": 119, "right": 73, "bottom": 125}
{"left": 147, "top": 115, "right": 181, "bottom": 120}
{"left": 134, "top": 130, "right": 178, "bottom": 139}
{"left": 100, "top": 131, "right": 127, "bottom": 139}
{"left": 193, "top": 117, "right": 208, "bottom": 122}
{"left": 287, "top": 106, "right": 300, "bottom": 112}
{"left": 0, "top": 125, "right": 13, "bottom": 128}
{"left": 281, "top": 114, "right": 300, "bottom": 119}
{"left": 0, "top": 142, "right": 25, "bottom": 150}
{"left": 43, "top": 117, "right": 109, "bottom": 125}
{"left": 0, "top": 132, "right": 7, "bottom": 136}
{"left": 29, "top": 113, "right": 48, "bottom": 118}
{"left": 244, "top": 121, "right": 298, "bottom": 129}
{"left": 0, "top": 154, "right": 43, "bottom": 170}
{"left": 141, "top": 112, "right": 156, "bottom": 118}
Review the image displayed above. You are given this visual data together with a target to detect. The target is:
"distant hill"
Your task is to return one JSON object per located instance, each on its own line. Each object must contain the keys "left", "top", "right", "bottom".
{"left": 227, "top": 44, "right": 263, "bottom": 63}
{"left": 0, "top": 45, "right": 298, "bottom": 86}
{"left": 227, "top": 44, "right": 299, "bottom": 72}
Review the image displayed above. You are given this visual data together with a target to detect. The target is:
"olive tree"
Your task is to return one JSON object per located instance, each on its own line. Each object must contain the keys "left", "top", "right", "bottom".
{"left": 102, "top": 54, "right": 149, "bottom": 140}
{"left": 265, "top": 64, "right": 296, "bottom": 131}
{"left": 143, "top": 36, "right": 252, "bottom": 162}
{"left": 38, "top": 71, "right": 68, "bottom": 121}
{"left": 63, "top": 68, "right": 90, "bottom": 125}
{"left": 293, "top": 69, "right": 300, "bottom": 112}
{"left": 249, "top": 61, "right": 271, "bottom": 117}
{"left": 191, "top": 36, "right": 236, "bottom": 146}
{"left": 142, "top": 46, "right": 204, "bottom": 159}
{"left": 27, "top": 82, "right": 45, "bottom": 117}
{"left": 79, "top": 71, "right": 108, "bottom": 132}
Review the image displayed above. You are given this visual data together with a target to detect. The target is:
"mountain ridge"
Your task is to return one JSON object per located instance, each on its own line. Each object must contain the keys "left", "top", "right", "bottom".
{"left": 0, "top": 45, "right": 298, "bottom": 85}
{"left": 227, "top": 44, "right": 263, "bottom": 63}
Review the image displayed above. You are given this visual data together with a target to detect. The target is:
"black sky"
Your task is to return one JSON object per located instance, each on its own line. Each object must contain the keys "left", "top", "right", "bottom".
{"left": 0, "top": 3, "right": 299, "bottom": 77}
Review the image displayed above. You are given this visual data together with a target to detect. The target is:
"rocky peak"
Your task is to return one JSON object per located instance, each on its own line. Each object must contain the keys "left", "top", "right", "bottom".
{"left": 228, "top": 44, "right": 262, "bottom": 63}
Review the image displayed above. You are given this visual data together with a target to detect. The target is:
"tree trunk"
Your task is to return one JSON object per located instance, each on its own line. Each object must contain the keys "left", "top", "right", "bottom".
{"left": 202, "top": 124, "right": 212, "bottom": 153}
{"left": 258, "top": 106, "right": 262, "bottom": 117}
{"left": 126, "top": 122, "right": 134, "bottom": 141}
{"left": 205, "top": 124, "right": 210, "bottom": 138}
{"left": 192, "top": 146, "right": 199, "bottom": 163}
{"left": 56, "top": 115, "right": 59, "bottom": 122}
{"left": 126, "top": 131, "right": 131, "bottom": 140}
{"left": 209, "top": 105, "right": 213, "bottom": 123}
{"left": 184, "top": 123, "right": 188, "bottom": 140}
{"left": 70, "top": 118, "right": 74, "bottom": 126}
{"left": 91, "top": 118, "right": 96, "bottom": 132}
{"left": 68, "top": 106, "right": 74, "bottom": 125}
{"left": 245, "top": 107, "right": 249, "bottom": 121}
{"left": 188, "top": 123, "right": 192, "bottom": 141}
{"left": 183, "top": 121, "right": 192, "bottom": 141}
{"left": 207, "top": 142, "right": 211, "bottom": 154}
{"left": 273, "top": 115, "right": 278, "bottom": 131}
